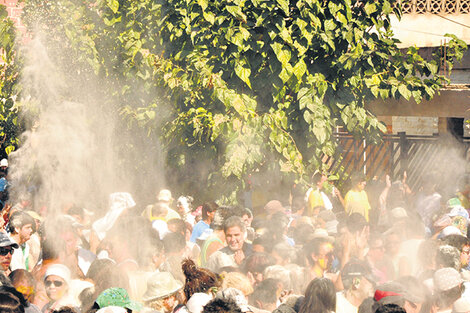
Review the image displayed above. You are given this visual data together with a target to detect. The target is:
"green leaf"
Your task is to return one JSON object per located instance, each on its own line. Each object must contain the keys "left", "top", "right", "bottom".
{"left": 203, "top": 11, "right": 215, "bottom": 24}
{"left": 276, "top": 0, "right": 290, "bottom": 15}
{"left": 226, "top": 6, "right": 246, "bottom": 21}
{"left": 235, "top": 60, "right": 252, "bottom": 88}
{"left": 5, "top": 145, "right": 14, "bottom": 155}
{"left": 198, "top": 0, "right": 208, "bottom": 11}
{"left": 412, "top": 90, "right": 423, "bottom": 103}
{"left": 103, "top": 15, "right": 122, "bottom": 26}
{"left": 312, "top": 126, "right": 327, "bottom": 143}
{"left": 425, "top": 62, "right": 438, "bottom": 75}
{"left": 279, "top": 65, "right": 293, "bottom": 83}
{"left": 398, "top": 84, "right": 412, "bottom": 100}
{"left": 271, "top": 42, "right": 291, "bottom": 65}
{"left": 364, "top": 2, "right": 377, "bottom": 15}
{"left": 293, "top": 59, "right": 307, "bottom": 79}
{"left": 107, "top": 0, "right": 119, "bottom": 14}
{"left": 145, "top": 111, "right": 156, "bottom": 120}
{"left": 336, "top": 12, "right": 348, "bottom": 25}
{"left": 324, "top": 19, "right": 336, "bottom": 31}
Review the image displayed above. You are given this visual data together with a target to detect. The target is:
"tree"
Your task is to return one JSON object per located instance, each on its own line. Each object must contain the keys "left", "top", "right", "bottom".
{"left": 19, "top": 0, "right": 466, "bottom": 203}
{"left": 0, "top": 5, "right": 21, "bottom": 158}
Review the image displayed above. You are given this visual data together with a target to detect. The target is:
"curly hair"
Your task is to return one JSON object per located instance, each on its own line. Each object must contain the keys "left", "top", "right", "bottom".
{"left": 182, "top": 258, "right": 222, "bottom": 302}
{"left": 203, "top": 298, "right": 242, "bottom": 313}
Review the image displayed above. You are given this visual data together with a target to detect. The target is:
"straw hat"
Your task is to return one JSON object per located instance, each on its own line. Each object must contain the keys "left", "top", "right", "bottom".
{"left": 142, "top": 272, "right": 183, "bottom": 302}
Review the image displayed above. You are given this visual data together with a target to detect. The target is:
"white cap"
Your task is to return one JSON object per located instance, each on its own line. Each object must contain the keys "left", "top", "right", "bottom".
{"left": 441, "top": 226, "right": 463, "bottom": 238}
{"left": 44, "top": 264, "right": 71, "bottom": 284}
{"left": 0, "top": 159, "right": 8, "bottom": 167}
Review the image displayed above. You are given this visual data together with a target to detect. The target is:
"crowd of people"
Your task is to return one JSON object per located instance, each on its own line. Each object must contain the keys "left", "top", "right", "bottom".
{"left": 0, "top": 160, "right": 469, "bottom": 313}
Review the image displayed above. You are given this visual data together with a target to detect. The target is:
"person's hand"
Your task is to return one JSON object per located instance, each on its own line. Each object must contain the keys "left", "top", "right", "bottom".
{"left": 234, "top": 250, "right": 245, "bottom": 265}
{"left": 386, "top": 175, "right": 391, "bottom": 188}
{"left": 334, "top": 186, "right": 341, "bottom": 197}
{"left": 324, "top": 271, "right": 339, "bottom": 282}
{"left": 279, "top": 290, "right": 293, "bottom": 304}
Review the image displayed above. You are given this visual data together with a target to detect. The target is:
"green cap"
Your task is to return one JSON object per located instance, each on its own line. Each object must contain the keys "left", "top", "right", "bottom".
{"left": 447, "top": 197, "right": 462, "bottom": 208}
{"left": 96, "top": 287, "right": 143, "bottom": 312}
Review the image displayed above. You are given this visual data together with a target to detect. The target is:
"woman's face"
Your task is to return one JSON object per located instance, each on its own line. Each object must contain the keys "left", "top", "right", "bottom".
{"left": 45, "top": 275, "right": 67, "bottom": 301}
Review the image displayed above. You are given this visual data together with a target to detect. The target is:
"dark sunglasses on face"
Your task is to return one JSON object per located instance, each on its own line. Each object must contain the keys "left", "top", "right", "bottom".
{"left": 0, "top": 247, "right": 13, "bottom": 256}
{"left": 45, "top": 280, "right": 64, "bottom": 288}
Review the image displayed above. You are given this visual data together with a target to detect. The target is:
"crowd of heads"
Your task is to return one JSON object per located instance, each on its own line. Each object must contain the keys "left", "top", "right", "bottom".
{"left": 0, "top": 166, "right": 469, "bottom": 313}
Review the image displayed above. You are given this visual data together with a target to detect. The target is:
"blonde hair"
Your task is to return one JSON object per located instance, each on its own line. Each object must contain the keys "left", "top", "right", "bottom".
{"left": 221, "top": 272, "right": 253, "bottom": 296}
{"left": 146, "top": 298, "right": 165, "bottom": 311}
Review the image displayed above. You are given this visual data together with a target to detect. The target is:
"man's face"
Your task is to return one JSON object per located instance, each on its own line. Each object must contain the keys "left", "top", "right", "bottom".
{"left": 317, "top": 174, "right": 328, "bottom": 189}
{"left": 60, "top": 231, "right": 78, "bottom": 256}
{"left": 176, "top": 204, "right": 186, "bottom": 216}
{"left": 225, "top": 226, "right": 244, "bottom": 251}
{"left": 357, "top": 181, "right": 367, "bottom": 191}
{"left": 242, "top": 214, "right": 252, "bottom": 227}
{"left": 19, "top": 224, "right": 34, "bottom": 243}
{"left": 368, "top": 239, "right": 385, "bottom": 262}
{"left": 358, "top": 277, "right": 375, "bottom": 300}
{"left": 386, "top": 234, "right": 401, "bottom": 255}
{"left": 0, "top": 246, "right": 14, "bottom": 271}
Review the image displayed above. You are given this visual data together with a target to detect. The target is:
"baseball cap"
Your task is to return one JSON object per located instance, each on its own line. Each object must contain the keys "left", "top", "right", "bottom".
{"left": 375, "top": 281, "right": 423, "bottom": 304}
{"left": 448, "top": 198, "right": 463, "bottom": 208}
{"left": 96, "top": 288, "right": 143, "bottom": 312}
{"left": 448, "top": 206, "right": 469, "bottom": 220}
{"left": 0, "top": 233, "right": 18, "bottom": 249}
{"left": 341, "top": 260, "right": 376, "bottom": 284}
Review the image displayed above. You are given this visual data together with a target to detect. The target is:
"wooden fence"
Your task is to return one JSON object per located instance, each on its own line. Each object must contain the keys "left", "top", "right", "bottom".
{"left": 323, "top": 132, "right": 470, "bottom": 190}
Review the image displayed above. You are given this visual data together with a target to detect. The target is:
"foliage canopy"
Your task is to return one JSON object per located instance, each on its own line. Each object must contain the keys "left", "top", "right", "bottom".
{"left": 16, "top": 0, "right": 468, "bottom": 201}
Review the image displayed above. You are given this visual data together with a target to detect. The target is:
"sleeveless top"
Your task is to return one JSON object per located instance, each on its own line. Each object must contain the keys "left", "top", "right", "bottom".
{"left": 200, "top": 235, "right": 223, "bottom": 267}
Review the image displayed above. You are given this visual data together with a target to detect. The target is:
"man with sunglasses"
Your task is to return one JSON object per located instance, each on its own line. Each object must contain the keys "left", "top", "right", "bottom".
{"left": 0, "top": 231, "right": 19, "bottom": 276}
{"left": 9, "top": 211, "right": 35, "bottom": 272}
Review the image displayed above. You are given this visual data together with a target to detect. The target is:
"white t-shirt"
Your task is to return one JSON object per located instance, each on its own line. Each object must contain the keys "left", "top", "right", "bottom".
{"left": 336, "top": 291, "right": 358, "bottom": 313}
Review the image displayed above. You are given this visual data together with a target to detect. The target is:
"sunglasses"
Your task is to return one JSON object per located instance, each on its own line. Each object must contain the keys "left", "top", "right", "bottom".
{"left": 0, "top": 247, "right": 13, "bottom": 256}
{"left": 45, "top": 280, "right": 64, "bottom": 288}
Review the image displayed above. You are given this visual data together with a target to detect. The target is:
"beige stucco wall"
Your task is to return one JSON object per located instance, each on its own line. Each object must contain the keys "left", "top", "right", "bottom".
{"left": 366, "top": 88, "right": 470, "bottom": 117}
{"left": 391, "top": 14, "right": 470, "bottom": 47}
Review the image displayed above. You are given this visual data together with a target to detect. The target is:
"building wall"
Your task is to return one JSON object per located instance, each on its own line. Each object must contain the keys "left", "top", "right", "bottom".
{"left": 0, "top": 0, "right": 25, "bottom": 33}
